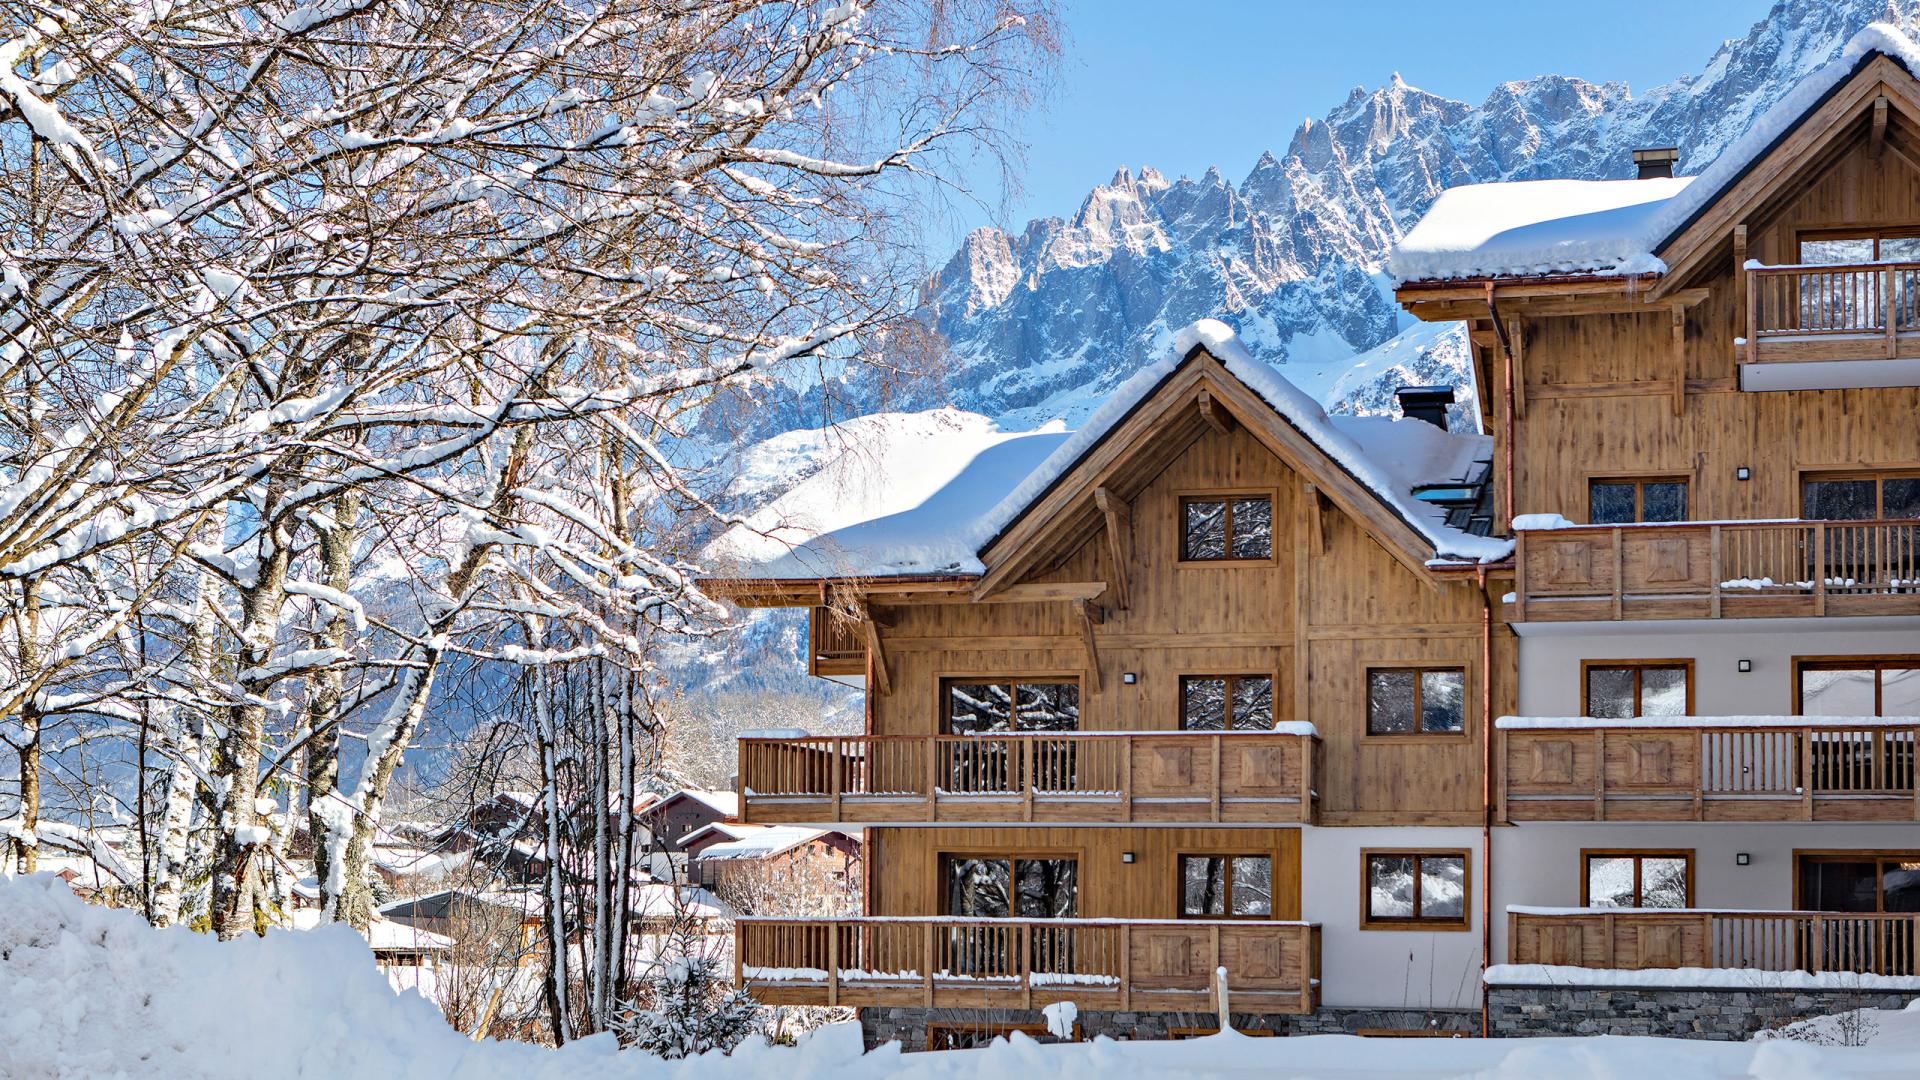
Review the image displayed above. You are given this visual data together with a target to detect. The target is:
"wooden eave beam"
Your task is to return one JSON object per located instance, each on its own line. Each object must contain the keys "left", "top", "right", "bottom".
{"left": 1078, "top": 599, "right": 1103, "bottom": 693}
{"left": 1872, "top": 95, "right": 1889, "bottom": 158}
{"left": 1093, "top": 486, "right": 1133, "bottom": 611}
{"left": 852, "top": 600, "right": 892, "bottom": 696}
{"left": 1197, "top": 388, "right": 1233, "bottom": 434}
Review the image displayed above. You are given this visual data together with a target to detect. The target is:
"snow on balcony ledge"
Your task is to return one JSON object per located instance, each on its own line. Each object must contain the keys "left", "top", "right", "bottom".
{"left": 1485, "top": 963, "right": 1920, "bottom": 991}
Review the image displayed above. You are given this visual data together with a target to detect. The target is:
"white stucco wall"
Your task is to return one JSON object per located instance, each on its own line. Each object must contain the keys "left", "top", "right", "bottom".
{"left": 1299, "top": 826, "right": 1485, "bottom": 1010}
{"left": 1488, "top": 822, "right": 1920, "bottom": 967}
{"left": 1513, "top": 616, "right": 1920, "bottom": 717}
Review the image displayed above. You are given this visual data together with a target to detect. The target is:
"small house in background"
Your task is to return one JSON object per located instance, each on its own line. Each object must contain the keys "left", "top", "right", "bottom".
{"left": 682, "top": 823, "right": 861, "bottom": 894}
{"left": 635, "top": 789, "right": 740, "bottom": 880}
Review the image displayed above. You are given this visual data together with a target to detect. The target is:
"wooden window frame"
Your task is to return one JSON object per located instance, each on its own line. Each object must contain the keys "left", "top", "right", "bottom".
{"left": 1365, "top": 665, "right": 1470, "bottom": 738}
{"left": 1796, "top": 226, "right": 1920, "bottom": 263}
{"left": 1796, "top": 468, "right": 1920, "bottom": 521}
{"left": 1792, "top": 849, "right": 1920, "bottom": 912}
{"left": 937, "top": 851, "right": 1082, "bottom": 918}
{"left": 939, "top": 675, "right": 1085, "bottom": 734}
{"left": 1586, "top": 474, "right": 1690, "bottom": 525}
{"left": 1176, "top": 488, "right": 1279, "bottom": 566}
{"left": 1176, "top": 852, "right": 1276, "bottom": 920}
{"left": 1580, "top": 659, "right": 1696, "bottom": 717}
{"left": 1793, "top": 654, "right": 1920, "bottom": 716}
{"left": 1179, "top": 673, "right": 1278, "bottom": 732}
{"left": 1360, "top": 849, "right": 1471, "bottom": 931}
{"left": 1579, "top": 848, "right": 1695, "bottom": 907}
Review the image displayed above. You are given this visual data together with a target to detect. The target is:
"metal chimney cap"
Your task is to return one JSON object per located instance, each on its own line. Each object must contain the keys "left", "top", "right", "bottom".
{"left": 1633, "top": 147, "right": 1680, "bottom": 179}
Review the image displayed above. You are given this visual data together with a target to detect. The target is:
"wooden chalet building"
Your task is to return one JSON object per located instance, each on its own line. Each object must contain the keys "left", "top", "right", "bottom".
{"left": 703, "top": 24, "right": 1920, "bottom": 1045}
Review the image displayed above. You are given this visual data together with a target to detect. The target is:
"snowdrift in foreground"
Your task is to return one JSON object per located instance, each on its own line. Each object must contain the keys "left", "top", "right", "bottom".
{"left": 4, "top": 874, "right": 1918, "bottom": 1079}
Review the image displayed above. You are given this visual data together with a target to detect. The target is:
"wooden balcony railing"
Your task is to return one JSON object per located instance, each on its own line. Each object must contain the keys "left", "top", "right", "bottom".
{"left": 1746, "top": 261, "right": 1920, "bottom": 364}
{"left": 1512, "top": 519, "right": 1920, "bottom": 622}
{"left": 738, "top": 730, "right": 1318, "bottom": 826}
{"left": 736, "top": 916, "right": 1321, "bottom": 1014}
{"left": 1499, "top": 717, "right": 1920, "bottom": 822}
{"left": 1511, "top": 907, "right": 1920, "bottom": 976}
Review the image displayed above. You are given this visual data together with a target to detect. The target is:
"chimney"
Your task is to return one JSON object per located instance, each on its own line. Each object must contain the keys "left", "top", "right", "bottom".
{"left": 1633, "top": 147, "right": 1679, "bottom": 180}
{"left": 1395, "top": 385, "right": 1455, "bottom": 431}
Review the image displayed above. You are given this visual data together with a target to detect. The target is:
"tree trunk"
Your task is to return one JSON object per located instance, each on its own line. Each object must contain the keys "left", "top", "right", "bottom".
{"left": 307, "top": 492, "right": 359, "bottom": 923}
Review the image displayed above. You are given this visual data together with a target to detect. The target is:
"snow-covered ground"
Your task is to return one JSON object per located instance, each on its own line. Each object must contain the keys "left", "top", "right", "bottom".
{"left": 4, "top": 874, "right": 1917, "bottom": 1079}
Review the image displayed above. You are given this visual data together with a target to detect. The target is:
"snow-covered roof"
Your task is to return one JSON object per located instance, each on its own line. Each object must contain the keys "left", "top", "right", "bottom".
{"left": 287, "top": 909, "right": 454, "bottom": 952}
{"left": 1390, "top": 23, "right": 1920, "bottom": 283}
{"left": 706, "top": 319, "right": 1510, "bottom": 576}
{"left": 650, "top": 788, "right": 738, "bottom": 818}
{"left": 690, "top": 825, "right": 835, "bottom": 862}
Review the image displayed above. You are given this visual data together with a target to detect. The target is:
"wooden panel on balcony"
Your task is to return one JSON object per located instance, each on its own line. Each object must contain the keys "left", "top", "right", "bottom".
{"left": 740, "top": 731, "right": 1318, "bottom": 826}
{"left": 1500, "top": 722, "right": 1920, "bottom": 822}
{"left": 1510, "top": 909, "right": 1920, "bottom": 976}
{"left": 736, "top": 917, "right": 1320, "bottom": 1014}
{"left": 1513, "top": 520, "right": 1920, "bottom": 622}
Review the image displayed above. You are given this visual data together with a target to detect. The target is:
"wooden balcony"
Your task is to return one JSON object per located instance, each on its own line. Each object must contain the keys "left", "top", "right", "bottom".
{"left": 737, "top": 916, "right": 1321, "bottom": 1014}
{"left": 1512, "top": 519, "right": 1920, "bottom": 622}
{"left": 1744, "top": 262, "right": 1920, "bottom": 388}
{"left": 1511, "top": 907, "right": 1920, "bottom": 976}
{"left": 738, "top": 730, "right": 1318, "bottom": 826}
{"left": 1499, "top": 718, "right": 1920, "bottom": 822}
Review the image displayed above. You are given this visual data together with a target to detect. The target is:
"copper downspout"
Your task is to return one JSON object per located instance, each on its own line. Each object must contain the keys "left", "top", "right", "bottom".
{"left": 1486, "top": 283, "right": 1518, "bottom": 530}
{"left": 1477, "top": 566, "right": 1494, "bottom": 1038}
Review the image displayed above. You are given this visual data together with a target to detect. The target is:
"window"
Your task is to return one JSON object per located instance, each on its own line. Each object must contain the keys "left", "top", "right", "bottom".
{"left": 1181, "top": 675, "right": 1275, "bottom": 731}
{"left": 1363, "top": 851, "right": 1469, "bottom": 929}
{"left": 1181, "top": 494, "right": 1273, "bottom": 561}
{"left": 1583, "top": 661, "right": 1691, "bottom": 718}
{"left": 1589, "top": 477, "right": 1688, "bottom": 525}
{"left": 1367, "top": 668, "right": 1466, "bottom": 735}
{"left": 943, "top": 855, "right": 1079, "bottom": 918}
{"left": 1179, "top": 855, "right": 1273, "bottom": 918}
{"left": 1798, "top": 229, "right": 1920, "bottom": 265}
{"left": 1798, "top": 657, "right": 1920, "bottom": 717}
{"left": 1583, "top": 851, "right": 1692, "bottom": 908}
{"left": 1797, "top": 852, "right": 1920, "bottom": 914}
{"left": 944, "top": 679, "right": 1081, "bottom": 733}
{"left": 1801, "top": 470, "right": 1920, "bottom": 521}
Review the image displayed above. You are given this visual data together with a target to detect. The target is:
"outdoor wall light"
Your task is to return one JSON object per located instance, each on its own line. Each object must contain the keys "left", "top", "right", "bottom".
{"left": 1122, "top": 672, "right": 1138, "bottom": 685}
{"left": 1736, "top": 467, "right": 1751, "bottom": 481}
{"left": 1736, "top": 853, "right": 1751, "bottom": 866}
{"left": 1738, "top": 659, "right": 1752, "bottom": 673}
{"left": 1121, "top": 852, "right": 1136, "bottom": 864}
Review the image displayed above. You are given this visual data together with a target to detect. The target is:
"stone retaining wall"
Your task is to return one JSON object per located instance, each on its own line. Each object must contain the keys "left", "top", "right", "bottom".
{"left": 1486, "top": 984, "right": 1920, "bottom": 1040}
{"left": 858, "top": 1006, "right": 1480, "bottom": 1051}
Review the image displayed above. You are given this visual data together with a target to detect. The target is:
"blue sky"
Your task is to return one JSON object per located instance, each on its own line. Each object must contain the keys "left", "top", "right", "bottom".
{"left": 929, "top": 0, "right": 1777, "bottom": 256}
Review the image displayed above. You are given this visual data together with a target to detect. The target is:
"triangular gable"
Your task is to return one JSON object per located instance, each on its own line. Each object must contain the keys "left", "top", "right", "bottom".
{"left": 974, "top": 340, "right": 1476, "bottom": 597}
{"left": 1654, "top": 40, "right": 1920, "bottom": 290}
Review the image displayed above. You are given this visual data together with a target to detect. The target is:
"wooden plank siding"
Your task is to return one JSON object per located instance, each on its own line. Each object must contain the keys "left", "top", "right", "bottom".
{"left": 848, "top": 421, "right": 1502, "bottom": 829}
{"left": 864, "top": 827, "right": 1304, "bottom": 921}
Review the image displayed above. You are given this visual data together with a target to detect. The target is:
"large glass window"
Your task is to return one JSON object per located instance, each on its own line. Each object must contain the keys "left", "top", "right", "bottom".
{"left": 1180, "top": 675, "right": 1275, "bottom": 731}
{"left": 1589, "top": 477, "right": 1688, "bottom": 525}
{"left": 1584, "top": 662, "right": 1691, "bottom": 718}
{"left": 1181, "top": 495, "right": 1274, "bottom": 561}
{"left": 1801, "top": 471, "right": 1920, "bottom": 521}
{"left": 943, "top": 855, "right": 1079, "bottom": 918}
{"left": 1797, "top": 854, "right": 1920, "bottom": 914}
{"left": 1799, "top": 229, "right": 1920, "bottom": 264}
{"left": 1367, "top": 668, "right": 1466, "bottom": 735}
{"left": 1179, "top": 855, "right": 1274, "bottom": 918}
{"left": 1584, "top": 851, "right": 1692, "bottom": 908}
{"left": 944, "top": 679, "right": 1081, "bottom": 733}
{"left": 1363, "top": 851, "right": 1469, "bottom": 928}
{"left": 1798, "top": 658, "right": 1920, "bottom": 717}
